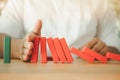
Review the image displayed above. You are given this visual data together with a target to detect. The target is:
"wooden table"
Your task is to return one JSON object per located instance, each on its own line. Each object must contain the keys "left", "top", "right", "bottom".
{"left": 0, "top": 58, "right": 120, "bottom": 80}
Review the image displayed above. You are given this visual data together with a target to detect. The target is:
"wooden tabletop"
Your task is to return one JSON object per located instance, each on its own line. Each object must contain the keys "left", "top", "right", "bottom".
{"left": 0, "top": 58, "right": 120, "bottom": 80}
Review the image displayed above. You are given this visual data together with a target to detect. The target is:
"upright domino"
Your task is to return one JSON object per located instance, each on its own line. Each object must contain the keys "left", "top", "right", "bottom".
{"left": 47, "top": 38, "right": 59, "bottom": 63}
{"left": 53, "top": 38, "right": 66, "bottom": 63}
{"left": 4, "top": 36, "right": 11, "bottom": 63}
{"left": 40, "top": 37, "right": 47, "bottom": 63}
{"left": 60, "top": 38, "right": 73, "bottom": 63}
{"left": 82, "top": 47, "right": 108, "bottom": 63}
{"left": 106, "top": 52, "right": 120, "bottom": 61}
{"left": 31, "top": 37, "right": 40, "bottom": 63}
{"left": 71, "top": 48, "right": 94, "bottom": 63}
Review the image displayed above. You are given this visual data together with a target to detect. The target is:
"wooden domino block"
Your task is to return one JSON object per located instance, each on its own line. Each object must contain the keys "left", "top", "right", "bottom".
{"left": 106, "top": 52, "right": 120, "bottom": 61}
{"left": 53, "top": 38, "right": 66, "bottom": 63}
{"left": 71, "top": 48, "right": 94, "bottom": 63}
{"left": 82, "top": 47, "right": 107, "bottom": 63}
{"left": 31, "top": 37, "right": 40, "bottom": 63}
{"left": 60, "top": 38, "right": 73, "bottom": 63}
{"left": 4, "top": 36, "right": 11, "bottom": 63}
{"left": 47, "top": 38, "right": 59, "bottom": 63}
{"left": 40, "top": 37, "right": 47, "bottom": 63}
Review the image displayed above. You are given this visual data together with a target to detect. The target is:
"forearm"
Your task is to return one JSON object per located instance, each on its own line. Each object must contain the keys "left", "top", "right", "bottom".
{"left": 0, "top": 33, "right": 4, "bottom": 58}
{"left": 11, "top": 38, "right": 22, "bottom": 59}
{"left": 0, "top": 33, "right": 22, "bottom": 59}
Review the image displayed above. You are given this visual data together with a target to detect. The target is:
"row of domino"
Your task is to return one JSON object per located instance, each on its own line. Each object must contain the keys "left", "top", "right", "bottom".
{"left": 3, "top": 36, "right": 120, "bottom": 64}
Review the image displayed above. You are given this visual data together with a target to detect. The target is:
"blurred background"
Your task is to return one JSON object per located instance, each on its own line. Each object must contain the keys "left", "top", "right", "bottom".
{"left": 110, "top": 0, "right": 120, "bottom": 36}
{"left": 0, "top": 0, "right": 7, "bottom": 15}
{"left": 0, "top": 0, "right": 120, "bottom": 34}
{"left": 0, "top": 0, "right": 120, "bottom": 19}
{"left": 0, "top": 0, "right": 120, "bottom": 17}
{"left": 110, "top": 0, "right": 120, "bottom": 17}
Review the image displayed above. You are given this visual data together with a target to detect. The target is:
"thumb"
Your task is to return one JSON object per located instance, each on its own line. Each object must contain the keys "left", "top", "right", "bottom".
{"left": 32, "top": 20, "right": 42, "bottom": 36}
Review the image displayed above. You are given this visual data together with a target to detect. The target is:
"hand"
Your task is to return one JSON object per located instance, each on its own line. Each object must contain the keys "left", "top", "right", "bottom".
{"left": 83, "top": 38, "right": 109, "bottom": 55}
{"left": 21, "top": 20, "right": 42, "bottom": 61}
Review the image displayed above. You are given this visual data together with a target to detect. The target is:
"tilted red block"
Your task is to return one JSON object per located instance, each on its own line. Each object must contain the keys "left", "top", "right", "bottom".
{"left": 53, "top": 38, "right": 66, "bottom": 63}
{"left": 106, "top": 52, "right": 120, "bottom": 61}
{"left": 47, "top": 38, "right": 59, "bottom": 63}
{"left": 60, "top": 38, "right": 73, "bottom": 63}
{"left": 71, "top": 48, "right": 94, "bottom": 63}
{"left": 82, "top": 47, "right": 107, "bottom": 63}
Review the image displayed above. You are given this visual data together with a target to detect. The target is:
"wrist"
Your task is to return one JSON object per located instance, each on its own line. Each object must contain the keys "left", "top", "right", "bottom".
{"left": 11, "top": 38, "right": 22, "bottom": 59}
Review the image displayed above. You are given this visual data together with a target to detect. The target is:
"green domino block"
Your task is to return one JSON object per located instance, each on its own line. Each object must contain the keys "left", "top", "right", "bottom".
{"left": 4, "top": 36, "right": 11, "bottom": 63}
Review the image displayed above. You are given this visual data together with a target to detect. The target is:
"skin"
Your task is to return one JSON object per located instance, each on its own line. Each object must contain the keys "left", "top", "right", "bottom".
{"left": 21, "top": 20, "right": 42, "bottom": 61}
{"left": 80, "top": 38, "right": 119, "bottom": 56}
{"left": 0, "top": 20, "right": 119, "bottom": 61}
{"left": 21, "top": 20, "right": 120, "bottom": 61}
{"left": 0, "top": 33, "right": 22, "bottom": 59}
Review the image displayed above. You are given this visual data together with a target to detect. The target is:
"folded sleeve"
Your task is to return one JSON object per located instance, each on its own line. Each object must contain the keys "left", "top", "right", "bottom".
{"left": 95, "top": 0, "right": 120, "bottom": 51}
{"left": 0, "top": 0, "right": 25, "bottom": 38}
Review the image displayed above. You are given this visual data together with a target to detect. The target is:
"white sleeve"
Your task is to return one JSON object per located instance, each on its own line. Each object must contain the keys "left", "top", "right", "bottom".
{"left": 0, "top": 0, "right": 25, "bottom": 38}
{"left": 95, "top": 0, "right": 120, "bottom": 51}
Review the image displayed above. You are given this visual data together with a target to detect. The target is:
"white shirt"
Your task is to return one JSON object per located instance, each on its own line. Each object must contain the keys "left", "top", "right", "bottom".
{"left": 0, "top": 0, "right": 120, "bottom": 51}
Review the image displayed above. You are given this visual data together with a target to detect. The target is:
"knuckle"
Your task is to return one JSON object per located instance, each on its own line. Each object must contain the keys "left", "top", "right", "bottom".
{"left": 23, "top": 41, "right": 28, "bottom": 47}
{"left": 104, "top": 47, "right": 109, "bottom": 51}
{"left": 23, "top": 49, "right": 28, "bottom": 54}
{"left": 93, "top": 47, "right": 99, "bottom": 52}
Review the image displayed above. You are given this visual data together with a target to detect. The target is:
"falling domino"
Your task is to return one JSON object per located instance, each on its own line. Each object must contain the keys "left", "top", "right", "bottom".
{"left": 53, "top": 38, "right": 66, "bottom": 63}
{"left": 106, "top": 52, "right": 120, "bottom": 61}
{"left": 60, "top": 38, "right": 73, "bottom": 63}
{"left": 82, "top": 47, "right": 108, "bottom": 63}
{"left": 4, "top": 35, "right": 119, "bottom": 64}
{"left": 71, "top": 48, "right": 94, "bottom": 63}
{"left": 4, "top": 36, "right": 11, "bottom": 63}
{"left": 47, "top": 38, "right": 59, "bottom": 63}
{"left": 31, "top": 37, "right": 40, "bottom": 63}
{"left": 40, "top": 37, "right": 47, "bottom": 63}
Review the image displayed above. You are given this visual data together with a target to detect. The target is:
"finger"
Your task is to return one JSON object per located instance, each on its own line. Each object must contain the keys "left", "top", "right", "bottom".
{"left": 22, "top": 48, "right": 32, "bottom": 56}
{"left": 23, "top": 41, "right": 33, "bottom": 49}
{"left": 92, "top": 41, "right": 105, "bottom": 52}
{"left": 32, "top": 20, "right": 42, "bottom": 35}
{"left": 25, "top": 20, "right": 42, "bottom": 42}
{"left": 22, "top": 54, "right": 31, "bottom": 62}
{"left": 25, "top": 32, "right": 37, "bottom": 42}
{"left": 99, "top": 46, "right": 109, "bottom": 55}
{"left": 85, "top": 38, "right": 98, "bottom": 49}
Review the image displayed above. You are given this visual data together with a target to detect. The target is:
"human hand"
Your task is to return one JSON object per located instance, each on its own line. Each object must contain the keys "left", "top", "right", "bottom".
{"left": 21, "top": 20, "right": 42, "bottom": 61}
{"left": 83, "top": 38, "right": 109, "bottom": 55}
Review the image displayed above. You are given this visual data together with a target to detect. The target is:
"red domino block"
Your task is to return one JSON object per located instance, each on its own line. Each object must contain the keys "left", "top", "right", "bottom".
{"left": 31, "top": 37, "right": 40, "bottom": 63}
{"left": 53, "top": 38, "right": 66, "bottom": 63}
{"left": 82, "top": 47, "right": 108, "bottom": 63}
{"left": 40, "top": 37, "right": 47, "bottom": 63}
{"left": 60, "top": 38, "right": 73, "bottom": 63}
{"left": 106, "top": 52, "right": 120, "bottom": 61}
{"left": 47, "top": 38, "right": 59, "bottom": 63}
{"left": 71, "top": 48, "right": 94, "bottom": 63}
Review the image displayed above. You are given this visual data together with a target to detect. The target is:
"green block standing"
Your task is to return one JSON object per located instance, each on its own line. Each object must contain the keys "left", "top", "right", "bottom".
{"left": 4, "top": 36, "right": 11, "bottom": 63}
